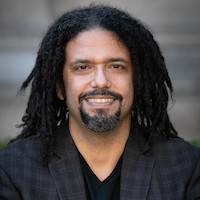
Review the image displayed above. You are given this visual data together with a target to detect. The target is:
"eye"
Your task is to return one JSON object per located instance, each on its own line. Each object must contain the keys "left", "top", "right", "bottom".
{"left": 73, "top": 64, "right": 93, "bottom": 75}
{"left": 109, "top": 64, "right": 125, "bottom": 70}
{"left": 75, "top": 65, "right": 90, "bottom": 71}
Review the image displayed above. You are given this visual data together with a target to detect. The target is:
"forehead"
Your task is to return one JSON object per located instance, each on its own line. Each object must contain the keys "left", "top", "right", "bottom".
{"left": 65, "top": 28, "right": 131, "bottom": 61}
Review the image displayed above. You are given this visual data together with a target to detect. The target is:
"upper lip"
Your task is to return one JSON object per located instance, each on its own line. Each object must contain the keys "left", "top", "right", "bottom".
{"left": 79, "top": 90, "right": 122, "bottom": 103}
{"left": 85, "top": 95, "right": 115, "bottom": 100}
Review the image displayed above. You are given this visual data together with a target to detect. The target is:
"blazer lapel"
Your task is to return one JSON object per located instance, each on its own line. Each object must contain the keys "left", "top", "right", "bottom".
{"left": 49, "top": 122, "right": 87, "bottom": 200}
{"left": 120, "top": 128, "right": 155, "bottom": 200}
{"left": 48, "top": 122, "right": 155, "bottom": 200}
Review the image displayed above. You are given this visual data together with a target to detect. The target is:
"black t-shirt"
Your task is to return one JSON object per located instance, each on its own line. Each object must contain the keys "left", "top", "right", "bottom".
{"left": 80, "top": 154, "right": 121, "bottom": 200}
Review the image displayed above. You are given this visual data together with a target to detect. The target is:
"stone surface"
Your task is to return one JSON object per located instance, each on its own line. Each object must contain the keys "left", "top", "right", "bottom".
{"left": 0, "top": 0, "right": 199, "bottom": 140}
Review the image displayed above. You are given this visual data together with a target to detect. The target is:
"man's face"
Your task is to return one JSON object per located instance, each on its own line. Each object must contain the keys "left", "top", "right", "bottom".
{"left": 57, "top": 28, "right": 134, "bottom": 132}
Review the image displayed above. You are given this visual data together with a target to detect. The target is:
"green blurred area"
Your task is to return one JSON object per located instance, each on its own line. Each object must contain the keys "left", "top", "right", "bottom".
{"left": 190, "top": 140, "right": 200, "bottom": 148}
{"left": 0, "top": 139, "right": 10, "bottom": 148}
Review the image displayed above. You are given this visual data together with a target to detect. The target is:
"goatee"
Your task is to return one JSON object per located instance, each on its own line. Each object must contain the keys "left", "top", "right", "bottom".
{"left": 80, "top": 106, "right": 121, "bottom": 132}
{"left": 79, "top": 90, "right": 122, "bottom": 132}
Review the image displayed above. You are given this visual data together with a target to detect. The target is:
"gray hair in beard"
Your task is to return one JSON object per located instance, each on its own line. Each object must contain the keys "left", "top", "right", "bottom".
{"left": 79, "top": 90, "right": 122, "bottom": 132}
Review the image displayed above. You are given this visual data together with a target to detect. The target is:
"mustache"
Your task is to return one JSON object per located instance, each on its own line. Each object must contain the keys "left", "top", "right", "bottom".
{"left": 79, "top": 90, "right": 123, "bottom": 102}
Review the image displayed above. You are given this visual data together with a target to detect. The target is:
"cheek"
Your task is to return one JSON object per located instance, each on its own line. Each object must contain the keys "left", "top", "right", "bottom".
{"left": 66, "top": 85, "right": 78, "bottom": 105}
{"left": 128, "top": 80, "right": 134, "bottom": 103}
{"left": 65, "top": 72, "right": 92, "bottom": 96}
{"left": 120, "top": 79, "right": 134, "bottom": 108}
{"left": 65, "top": 78, "right": 85, "bottom": 109}
{"left": 124, "top": 89, "right": 134, "bottom": 107}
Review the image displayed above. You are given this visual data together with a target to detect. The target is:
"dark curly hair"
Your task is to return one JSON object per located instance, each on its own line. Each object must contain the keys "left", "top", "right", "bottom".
{"left": 13, "top": 5, "right": 177, "bottom": 165}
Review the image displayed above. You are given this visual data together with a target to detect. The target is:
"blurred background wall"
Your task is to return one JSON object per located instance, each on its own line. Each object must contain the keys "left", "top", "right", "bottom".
{"left": 0, "top": 0, "right": 199, "bottom": 141}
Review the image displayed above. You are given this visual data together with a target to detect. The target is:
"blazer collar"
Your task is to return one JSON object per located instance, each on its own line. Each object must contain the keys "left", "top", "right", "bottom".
{"left": 48, "top": 122, "right": 87, "bottom": 200}
{"left": 49, "top": 122, "right": 155, "bottom": 200}
{"left": 120, "top": 127, "right": 155, "bottom": 200}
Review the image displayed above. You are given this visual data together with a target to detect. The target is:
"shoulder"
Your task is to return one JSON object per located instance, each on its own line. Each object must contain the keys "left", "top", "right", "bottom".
{"left": 0, "top": 136, "right": 60, "bottom": 199}
{"left": 0, "top": 136, "right": 44, "bottom": 168}
{"left": 149, "top": 136, "right": 200, "bottom": 173}
{"left": 151, "top": 136, "right": 200, "bottom": 158}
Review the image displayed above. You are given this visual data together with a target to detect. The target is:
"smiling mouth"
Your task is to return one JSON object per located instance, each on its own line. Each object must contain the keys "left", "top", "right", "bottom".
{"left": 87, "top": 98, "right": 114, "bottom": 103}
{"left": 83, "top": 96, "right": 118, "bottom": 108}
{"left": 79, "top": 90, "right": 123, "bottom": 105}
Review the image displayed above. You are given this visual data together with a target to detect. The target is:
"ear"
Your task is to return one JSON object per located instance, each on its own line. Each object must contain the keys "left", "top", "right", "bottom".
{"left": 56, "top": 81, "right": 65, "bottom": 100}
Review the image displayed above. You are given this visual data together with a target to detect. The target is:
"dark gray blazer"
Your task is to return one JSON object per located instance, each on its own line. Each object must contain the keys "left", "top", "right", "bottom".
{"left": 0, "top": 123, "right": 200, "bottom": 200}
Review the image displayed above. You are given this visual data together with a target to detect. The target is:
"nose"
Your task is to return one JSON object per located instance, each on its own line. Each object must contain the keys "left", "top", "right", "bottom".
{"left": 91, "top": 67, "right": 111, "bottom": 89}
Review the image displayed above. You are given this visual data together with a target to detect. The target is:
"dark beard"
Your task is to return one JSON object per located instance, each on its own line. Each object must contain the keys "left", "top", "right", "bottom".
{"left": 78, "top": 89, "right": 123, "bottom": 132}
{"left": 80, "top": 105, "right": 121, "bottom": 132}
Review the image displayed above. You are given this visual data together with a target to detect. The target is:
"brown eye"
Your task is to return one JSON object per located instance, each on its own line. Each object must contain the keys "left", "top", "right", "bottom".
{"left": 75, "top": 65, "right": 89, "bottom": 71}
{"left": 110, "top": 64, "right": 125, "bottom": 70}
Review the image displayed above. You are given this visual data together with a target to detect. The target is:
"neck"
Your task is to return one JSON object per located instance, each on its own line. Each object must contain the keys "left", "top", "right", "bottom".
{"left": 68, "top": 115, "right": 131, "bottom": 181}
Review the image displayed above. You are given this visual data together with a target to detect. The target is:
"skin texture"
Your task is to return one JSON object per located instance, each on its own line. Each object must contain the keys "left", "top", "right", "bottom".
{"left": 57, "top": 28, "right": 134, "bottom": 181}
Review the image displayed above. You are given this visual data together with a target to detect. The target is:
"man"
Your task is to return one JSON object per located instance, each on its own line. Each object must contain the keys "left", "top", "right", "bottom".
{"left": 0, "top": 5, "right": 199, "bottom": 200}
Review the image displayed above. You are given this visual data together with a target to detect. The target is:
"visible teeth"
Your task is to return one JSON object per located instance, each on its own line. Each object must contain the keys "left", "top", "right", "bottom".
{"left": 88, "top": 99, "right": 113, "bottom": 103}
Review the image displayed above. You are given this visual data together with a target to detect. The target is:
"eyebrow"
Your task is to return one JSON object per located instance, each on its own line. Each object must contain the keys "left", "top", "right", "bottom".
{"left": 70, "top": 57, "right": 130, "bottom": 66}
